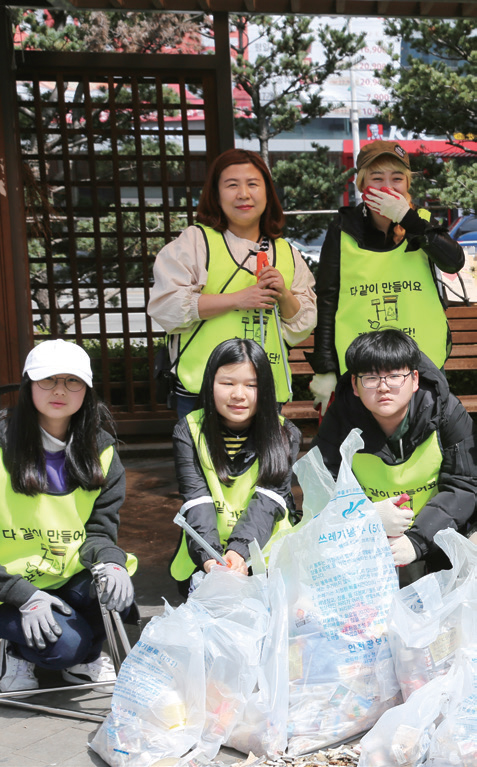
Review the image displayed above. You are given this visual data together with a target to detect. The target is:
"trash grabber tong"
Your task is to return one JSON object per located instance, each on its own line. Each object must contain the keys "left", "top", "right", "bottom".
{"left": 256, "top": 250, "right": 268, "bottom": 348}
{"left": 255, "top": 250, "right": 293, "bottom": 399}
{"left": 91, "top": 562, "right": 132, "bottom": 674}
{"left": 174, "top": 500, "right": 229, "bottom": 567}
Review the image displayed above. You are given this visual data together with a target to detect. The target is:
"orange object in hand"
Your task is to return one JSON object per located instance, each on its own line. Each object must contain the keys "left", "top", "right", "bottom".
{"left": 256, "top": 251, "right": 269, "bottom": 279}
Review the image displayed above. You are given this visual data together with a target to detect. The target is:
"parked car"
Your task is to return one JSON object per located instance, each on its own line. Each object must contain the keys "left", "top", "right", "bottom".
{"left": 449, "top": 214, "right": 477, "bottom": 247}
{"left": 286, "top": 234, "right": 325, "bottom": 264}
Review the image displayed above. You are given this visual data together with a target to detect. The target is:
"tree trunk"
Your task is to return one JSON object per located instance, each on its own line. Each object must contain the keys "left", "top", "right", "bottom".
{"left": 259, "top": 137, "right": 270, "bottom": 169}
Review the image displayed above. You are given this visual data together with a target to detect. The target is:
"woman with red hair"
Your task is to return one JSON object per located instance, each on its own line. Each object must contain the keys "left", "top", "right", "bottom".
{"left": 148, "top": 148, "right": 316, "bottom": 419}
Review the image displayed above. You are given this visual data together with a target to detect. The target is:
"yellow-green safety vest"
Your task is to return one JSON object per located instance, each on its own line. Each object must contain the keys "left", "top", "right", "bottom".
{"left": 170, "top": 409, "right": 293, "bottom": 581}
{"left": 352, "top": 430, "right": 442, "bottom": 523}
{"left": 335, "top": 209, "right": 448, "bottom": 373}
{"left": 0, "top": 445, "right": 137, "bottom": 595}
{"left": 175, "top": 225, "right": 295, "bottom": 403}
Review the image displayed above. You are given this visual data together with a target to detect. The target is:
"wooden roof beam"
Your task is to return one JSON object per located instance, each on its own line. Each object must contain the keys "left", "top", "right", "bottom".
{"left": 44, "top": 0, "right": 80, "bottom": 9}
{"left": 13, "top": 0, "right": 477, "bottom": 15}
{"left": 418, "top": 0, "right": 477, "bottom": 16}
{"left": 461, "top": 2, "right": 477, "bottom": 15}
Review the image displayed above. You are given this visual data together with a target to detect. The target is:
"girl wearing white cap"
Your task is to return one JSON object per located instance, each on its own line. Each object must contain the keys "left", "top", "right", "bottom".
{"left": 0, "top": 340, "right": 136, "bottom": 695}
{"left": 306, "top": 140, "right": 465, "bottom": 415}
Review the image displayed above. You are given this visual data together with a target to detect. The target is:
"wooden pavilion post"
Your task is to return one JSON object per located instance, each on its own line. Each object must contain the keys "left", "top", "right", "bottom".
{"left": 0, "top": 7, "right": 33, "bottom": 393}
{"left": 213, "top": 13, "right": 235, "bottom": 154}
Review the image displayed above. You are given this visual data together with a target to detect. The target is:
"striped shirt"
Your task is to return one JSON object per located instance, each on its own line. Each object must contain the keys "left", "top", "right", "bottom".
{"left": 222, "top": 427, "right": 250, "bottom": 459}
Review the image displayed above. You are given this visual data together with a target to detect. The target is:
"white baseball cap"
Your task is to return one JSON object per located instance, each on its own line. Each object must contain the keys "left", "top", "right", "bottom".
{"left": 23, "top": 340, "right": 93, "bottom": 388}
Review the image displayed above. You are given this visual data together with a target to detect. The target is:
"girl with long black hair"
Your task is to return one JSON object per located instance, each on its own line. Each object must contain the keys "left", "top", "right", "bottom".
{"left": 170, "top": 338, "right": 301, "bottom": 582}
{"left": 0, "top": 340, "right": 136, "bottom": 695}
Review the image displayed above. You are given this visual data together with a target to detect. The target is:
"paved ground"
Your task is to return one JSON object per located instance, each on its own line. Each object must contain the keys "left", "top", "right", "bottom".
{"left": 0, "top": 442, "right": 310, "bottom": 767}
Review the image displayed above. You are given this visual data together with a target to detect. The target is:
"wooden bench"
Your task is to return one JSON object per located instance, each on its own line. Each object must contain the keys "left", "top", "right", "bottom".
{"left": 282, "top": 335, "right": 317, "bottom": 421}
{"left": 112, "top": 305, "right": 477, "bottom": 433}
{"left": 444, "top": 305, "right": 477, "bottom": 412}
{"left": 282, "top": 304, "right": 477, "bottom": 421}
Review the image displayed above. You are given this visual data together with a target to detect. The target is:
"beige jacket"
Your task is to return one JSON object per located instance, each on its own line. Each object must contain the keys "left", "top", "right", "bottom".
{"left": 147, "top": 226, "right": 317, "bottom": 363}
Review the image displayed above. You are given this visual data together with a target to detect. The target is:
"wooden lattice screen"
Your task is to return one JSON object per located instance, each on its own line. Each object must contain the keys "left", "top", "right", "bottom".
{"left": 15, "top": 61, "right": 221, "bottom": 434}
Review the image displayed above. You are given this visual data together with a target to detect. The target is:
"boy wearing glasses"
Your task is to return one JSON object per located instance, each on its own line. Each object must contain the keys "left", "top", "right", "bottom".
{"left": 312, "top": 329, "right": 477, "bottom": 574}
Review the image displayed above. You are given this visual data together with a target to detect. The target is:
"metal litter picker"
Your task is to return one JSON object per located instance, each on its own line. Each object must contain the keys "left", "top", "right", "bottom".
{"left": 174, "top": 501, "right": 229, "bottom": 567}
{"left": 256, "top": 249, "right": 293, "bottom": 399}
{"left": 0, "top": 563, "right": 133, "bottom": 722}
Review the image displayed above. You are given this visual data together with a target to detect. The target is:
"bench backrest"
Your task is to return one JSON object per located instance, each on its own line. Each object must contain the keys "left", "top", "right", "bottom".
{"left": 444, "top": 305, "right": 477, "bottom": 371}
{"left": 289, "top": 305, "right": 477, "bottom": 376}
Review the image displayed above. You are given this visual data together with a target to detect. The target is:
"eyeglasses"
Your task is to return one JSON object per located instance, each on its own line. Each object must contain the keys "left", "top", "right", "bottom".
{"left": 357, "top": 372, "right": 412, "bottom": 389}
{"left": 35, "top": 376, "right": 86, "bottom": 392}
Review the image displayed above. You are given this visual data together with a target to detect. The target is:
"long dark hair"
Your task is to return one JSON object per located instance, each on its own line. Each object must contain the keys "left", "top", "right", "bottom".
{"left": 196, "top": 148, "right": 285, "bottom": 239}
{"left": 198, "top": 339, "right": 292, "bottom": 486}
{"left": 1, "top": 375, "right": 115, "bottom": 496}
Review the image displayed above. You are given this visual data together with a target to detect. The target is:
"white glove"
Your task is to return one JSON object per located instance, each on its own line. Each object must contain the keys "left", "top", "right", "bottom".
{"left": 389, "top": 535, "right": 417, "bottom": 567}
{"left": 309, "top": 372, "right": 337, "bottom": 410}
{"left": 364, "top": 187, "right": 410, "bottom": 223}
{"left": 19, "top": 590, "right": 72, "bottom": 650}
{"left": 374, "top": 496, "right": 414, "bottom": 537}
{"left": 99, "top": 563, "right": 134, "bottom": 612}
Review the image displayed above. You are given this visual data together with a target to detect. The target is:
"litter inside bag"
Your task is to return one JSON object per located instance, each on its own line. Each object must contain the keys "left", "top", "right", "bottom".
{"left": 426, "top": 685, "right": 477, "bottom": 766}
{"left": 358, "top": 651, "right": 474, "bottom": 767}
{"left": 387, "top": 529, "right": 477, "bottom": 701}
{"left": 268, "top": 429, "right": 400, "bottom": 756}
{"left": 225, "top": 566, "right": 289, "bottom": 757}
{"left": 90, "top": 604, "right": 206, "bottom": 767}
{"left": 187, "top": 567, "right": 271, "bottom": 760}
{"left": 91, "top": 567, "right": 272, "bottom": 766}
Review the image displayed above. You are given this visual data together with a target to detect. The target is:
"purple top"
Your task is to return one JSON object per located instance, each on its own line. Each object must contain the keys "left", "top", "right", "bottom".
{"left": 44, "top": 449, "right": 68, "bottom": 493}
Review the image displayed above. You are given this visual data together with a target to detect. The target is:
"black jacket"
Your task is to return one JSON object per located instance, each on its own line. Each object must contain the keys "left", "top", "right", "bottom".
{"left": 306, "top": 204, "right": 465, "bottom": 374}
{"left": 312, "top": 355, "right": 477, "bottom": 569}
{"left": 172, "top": 416, "right": 301, "bottom": 567}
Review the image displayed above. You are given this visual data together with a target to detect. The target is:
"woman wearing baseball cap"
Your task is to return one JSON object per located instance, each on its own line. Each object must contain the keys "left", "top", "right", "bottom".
{"left": 0, "top": 339, "right": 137, "bottom": 695}
{"left": 306, "top": 139, "right": 465, "bottom": 413}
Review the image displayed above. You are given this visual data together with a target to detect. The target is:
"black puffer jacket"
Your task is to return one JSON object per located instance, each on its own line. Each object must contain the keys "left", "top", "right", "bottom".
{"left": 312, "top": 355, "right": 477, "bottom": 569}
{"left": 306, "top": 204, "right": 465, "bottom": 374}
{"left": 172, "top": 416, "right": 301, "bottom": 568}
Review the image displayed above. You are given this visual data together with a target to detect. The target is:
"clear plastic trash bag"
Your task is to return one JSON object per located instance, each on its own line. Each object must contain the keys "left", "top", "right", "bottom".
{"left": 387, "top": 528, "right": 477, "bottom": 701}
{"left": 90, "top": 603, "right": 206, "bottom": 767}
{"left": 225, "top": 563, "right": 289, "bottom": 756}
{"left": 426, "top": 578, "right": 477, "bottom": 767}
{"left": 268, "top": 429, "right": 400, "bottom": 756}
{"left": 91, "top": 565, "right": 273, "bottom": 766}
{"left": 187, "top": 566, "right": 271, "bottom": 760}
{"left": 358, "top": 652, "right": 473, "bottom": 767}
{"left": 426, "top": 674, "right": 477, "bottom": 765}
